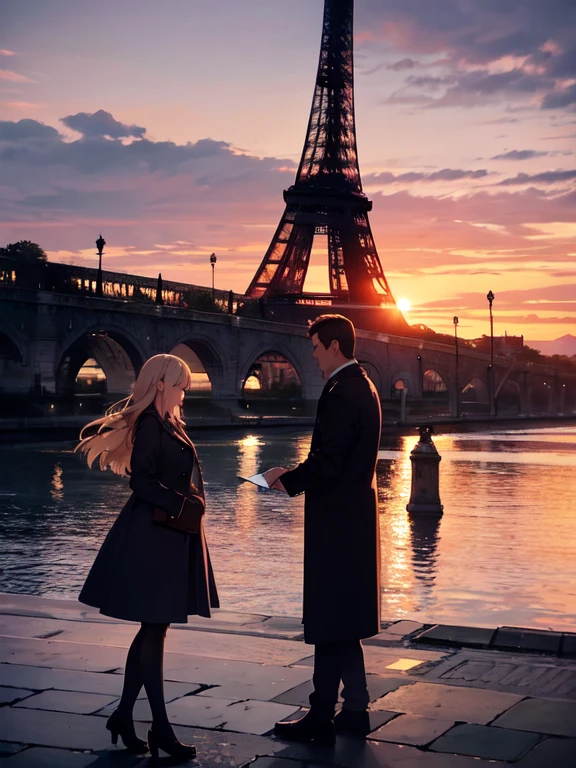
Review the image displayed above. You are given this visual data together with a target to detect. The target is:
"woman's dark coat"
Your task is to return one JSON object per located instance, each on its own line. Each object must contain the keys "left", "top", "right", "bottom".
{"left": 79, "top": 407, "right": 219, "bottom": 624}
{"left": 281, "top": 363, "right": 381, "bottom": 645}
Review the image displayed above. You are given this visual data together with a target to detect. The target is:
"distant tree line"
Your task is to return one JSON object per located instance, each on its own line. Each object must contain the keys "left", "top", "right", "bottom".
{"left": 0, "top": 240, "right": 48, "bottom": 262}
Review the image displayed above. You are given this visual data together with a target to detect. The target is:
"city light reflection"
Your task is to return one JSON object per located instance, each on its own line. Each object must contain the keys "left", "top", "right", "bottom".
{"left": 50, "top": 463, "right": 64, "bottom": 501}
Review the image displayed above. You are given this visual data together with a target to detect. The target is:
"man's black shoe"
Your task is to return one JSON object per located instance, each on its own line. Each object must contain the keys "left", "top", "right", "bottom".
{"left": 274, "top": 711, "right": 336, "bottom": 746}
{"left": 334, "top": 708, "right": 371, "bottom": 736}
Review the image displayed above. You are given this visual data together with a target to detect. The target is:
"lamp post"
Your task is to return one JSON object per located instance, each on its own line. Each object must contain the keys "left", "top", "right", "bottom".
{"left": 210, "top": 253, "right": 217, "bottom": 306}
{"left": 95, "top": 234, "right": 106, "bottom": 297}
{"left": 486, "top": 290, "right": 495, "bottom": 365}
{"left": 487, "top": 290, "right": 495, "bottom": 415}
{"left": 453, "top": 316, "right": 460, "bottom": 418}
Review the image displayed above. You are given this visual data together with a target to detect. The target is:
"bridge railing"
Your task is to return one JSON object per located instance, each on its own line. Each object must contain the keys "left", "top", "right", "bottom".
{"left": 0, "top": 256, "right": 245, "bottom": 314}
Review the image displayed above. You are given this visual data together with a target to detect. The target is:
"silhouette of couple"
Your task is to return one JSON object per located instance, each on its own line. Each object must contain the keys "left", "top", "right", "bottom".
{"left": 78, "top": 314, "right": 382, "bottom": 759}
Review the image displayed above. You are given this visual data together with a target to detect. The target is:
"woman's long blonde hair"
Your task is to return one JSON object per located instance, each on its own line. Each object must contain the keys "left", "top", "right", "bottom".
{"left": 75, "top": 354, "right": 193, "bottom": 477}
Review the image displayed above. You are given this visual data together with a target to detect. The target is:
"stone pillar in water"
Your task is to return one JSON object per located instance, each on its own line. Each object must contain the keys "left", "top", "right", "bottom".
{"left": 406, "top": 425, "right": 444, "bottom": 516}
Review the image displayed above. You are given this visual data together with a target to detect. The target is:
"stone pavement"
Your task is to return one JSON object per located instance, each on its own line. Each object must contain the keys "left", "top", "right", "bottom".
{"left": 0, "top": 593, "right": 575, "bottom": 767}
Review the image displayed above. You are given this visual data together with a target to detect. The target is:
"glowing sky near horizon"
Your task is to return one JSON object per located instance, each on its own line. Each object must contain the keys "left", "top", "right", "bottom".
{"left": 1, "top": 0, "right": 575, "bottom": 340}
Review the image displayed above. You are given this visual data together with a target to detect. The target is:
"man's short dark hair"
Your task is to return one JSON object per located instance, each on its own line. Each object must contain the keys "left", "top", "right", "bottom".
{"left": 308, "top": 314, "right": 356, "bottom": 359}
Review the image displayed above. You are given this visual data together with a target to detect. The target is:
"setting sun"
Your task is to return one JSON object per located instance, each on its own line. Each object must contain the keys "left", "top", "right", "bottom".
{"left": 397, "top": 298, "right": 411, "bottom": 313}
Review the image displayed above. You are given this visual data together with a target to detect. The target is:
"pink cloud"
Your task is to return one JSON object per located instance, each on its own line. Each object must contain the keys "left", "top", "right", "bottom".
{"left": 0, "top": 70, "right": 34, "bottom": 83}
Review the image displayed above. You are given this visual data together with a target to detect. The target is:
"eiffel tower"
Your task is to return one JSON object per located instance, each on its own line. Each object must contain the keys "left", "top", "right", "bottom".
{"left": 244, "top": 0, "right": 407, "bottom": 333}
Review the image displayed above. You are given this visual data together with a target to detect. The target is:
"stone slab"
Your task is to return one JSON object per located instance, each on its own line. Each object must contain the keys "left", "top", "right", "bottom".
{"left": 430, "top": 723, "right": 540, "bottom": 761}
{"left": 420, "top": 650, "right": 576, "bottom": 700}
{"left": 380, "top": 621, "right": 425, "bottom": 637}
{"left": 0, "top": 636, "right": 126, "bottom": 673}
{"left": 374, "top": 682, "right": 522, "bottom": 724}
{"left": 493, "top": 626, "right": 562, "bottom": 655}
{"left": 0, "top": 663, "right": 198, "bottom": 700}
{"left": 492, "top": 697, "right": 576, "bottom": 736}
{"left": 0, "top": 708, "right": 113, "bottom": 750}
{"left": 270, "top": 735, "right": 497, "bottom": 767}
{"left": 165, "top": 657, "right": 312, "bottom": 698}
{"left": 0, "top": 686, "right": 33, "bottom": 705}
{"left": 0, "top": 748, "right": 101, "bottom": 767}
{"left": 285, "top": 648, "right": 447, "bottom": 671}
{"left": 371, "top": 714, "right": 455, "bottom": 746}
{"left": 414, "top": 625, "right": 495, "bottom": 649}
{"left": 561, "top": 633, "right": 576, "bottom": 657}
{"left": 272, "top": 675, "right": 413, "bottom": 708}
{"left": 58, "top": 622, "right": 310, "bottom": 665}
{"left": 248, "top": 616, "right": 303, "bottom": 632}
{"left": 166, "top": 694, "right": 299, "bottom": 735}
{"left": 1, "top": 725, "right": 285, "bottom": 768}
{"left": 0, "top": 743, "right": 27, "bottom": 758}
{"left": 0, "top": 615, "right": 71, "bottom": 640}
{"left": 516, "top": 737, "right": 576, "bottom": 767}
{"left": 195, "top": 664, "right": 312, "bottom": 701}
{"left": 363, "top": 646, "right": 447, "bottom": 675}
{"left": 14, "top": 689, "right": 118, "bottom": 715}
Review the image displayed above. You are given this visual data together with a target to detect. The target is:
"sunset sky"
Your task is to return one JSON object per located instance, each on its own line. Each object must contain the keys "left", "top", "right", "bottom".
{"left": 1, "top": 0, "right": 575, "bottom": 340}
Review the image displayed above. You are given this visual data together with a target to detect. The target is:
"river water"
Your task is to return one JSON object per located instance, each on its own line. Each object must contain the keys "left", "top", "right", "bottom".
{"left": 1, "top": 425, "right": 575, "bottom": 631}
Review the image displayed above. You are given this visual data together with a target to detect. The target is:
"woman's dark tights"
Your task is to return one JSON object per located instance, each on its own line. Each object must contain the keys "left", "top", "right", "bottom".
{"left": 117, "top": 622, "right": 173, "bottom": 737}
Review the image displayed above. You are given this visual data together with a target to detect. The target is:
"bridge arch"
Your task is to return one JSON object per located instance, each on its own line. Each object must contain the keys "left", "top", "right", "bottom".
{"left": 241, "top": 346, "right": 304, "bottom": 398}
{"left": 0, "top": 329, "right": 29, "bottom": 397}
{"left": 168, "top": 335, "right": 227, "bottom": 396}
{"left": 461, "top": 376, "right": 489, "bottom": 404}
{"left": 55, "top": 327, "right": 145, "bottom": 399}
{"left": 389, "top": 371, "right": 416, "bottom": 399}
{"left": 496, "top": 378, "right": 521, "bottom": 414}
{"left": 357, "top": 354, "right": 384, "bottom": 395}
{"left": 0, "top": 330, "right": 24, "bottom": 364}
{"left": 422, "top": 368, "right": 448, "bottom": 394}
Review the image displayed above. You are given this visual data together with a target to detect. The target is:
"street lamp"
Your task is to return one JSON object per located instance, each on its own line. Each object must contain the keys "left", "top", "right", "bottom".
{"left": 210, "top": 253, "right": 217, "bottom": 306}
{"left": 486, "top": 290, "right": 495, "bottom": 365}
{"left": 453, "top": 316, "right": 460, "bottom": 418}
{"left": 486, "top": 290, "right": 495, "bottom": 416}
{"left": 95, "top": 234, "right": 106, "bottom": 297}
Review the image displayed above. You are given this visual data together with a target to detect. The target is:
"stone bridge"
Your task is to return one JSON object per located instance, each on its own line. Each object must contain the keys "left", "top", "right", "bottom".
{"left": 1, "top": 286, "right": 575, "bottom": 418}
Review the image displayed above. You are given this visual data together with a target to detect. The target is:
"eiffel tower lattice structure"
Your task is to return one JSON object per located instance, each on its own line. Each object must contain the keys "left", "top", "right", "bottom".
{"left": 244, "top": 0, "right": 407, "bottom": 333}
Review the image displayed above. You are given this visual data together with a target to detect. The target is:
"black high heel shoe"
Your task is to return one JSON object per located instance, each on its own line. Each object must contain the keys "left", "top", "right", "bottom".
{"left": 147, "top": 728, "right": 197, "bottom": 760}
{"left": 106, "top": 709, "right": 148, "bottom": 753}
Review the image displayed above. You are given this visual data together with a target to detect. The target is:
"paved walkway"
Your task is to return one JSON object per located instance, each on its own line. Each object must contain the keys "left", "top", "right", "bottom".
{"left": 0, "top": 593, "right": 574, "bottom": 767}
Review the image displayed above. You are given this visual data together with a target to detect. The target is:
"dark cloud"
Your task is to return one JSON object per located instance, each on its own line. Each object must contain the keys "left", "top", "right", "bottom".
{"left": 61, "top": 109, "right": 146, "bottom": 139}
{"left": 542, "top": 83, "right": 576, "bottom": 110}
{"left": 498, "top": 169, "right": 576, "bottom": 185}
{"left": 365, "top": 168, "right": 489, "bottom": 185}
{"left": 0, "top": 118, "right": 234, "bottom": 175}
{"left": 359, "top": 0, "right": 576, "bottom": 111}
{"left": 405, "top": 75, "right": 453, "bottom": 90}
{"left": 387, "top": 58, "right": 421, "bottom": 71}
{"left": 0, "top": 112, "right": 296, "bottom": 230}
{"left": 430, "top": 69, "right": 554, "bottom": 108}
{"left": 546, "top": 45, "right": 576, "bottom": 78}
{"left": 492, "top": 150, "right": 549, "bottom": 161}
{"left": 0, "top": 118, "right": 59, "bottom": 141}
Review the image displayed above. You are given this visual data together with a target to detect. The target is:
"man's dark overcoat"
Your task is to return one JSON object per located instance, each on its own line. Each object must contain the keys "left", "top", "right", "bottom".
{"left": 281, "top": 362, "right": 382, "bottom": 645}
{"left": 79, "top": 407, "right": 219, "bottom": 624}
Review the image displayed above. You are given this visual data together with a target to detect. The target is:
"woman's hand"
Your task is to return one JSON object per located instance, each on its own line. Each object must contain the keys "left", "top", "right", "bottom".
{"left": 263, "top": 467, "right": 288, "bottom": 492}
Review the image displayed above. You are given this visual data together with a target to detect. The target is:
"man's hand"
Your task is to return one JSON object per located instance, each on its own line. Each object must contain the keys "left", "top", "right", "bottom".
{"left": 263, "top": 467, "right": 288, "bottom": 492}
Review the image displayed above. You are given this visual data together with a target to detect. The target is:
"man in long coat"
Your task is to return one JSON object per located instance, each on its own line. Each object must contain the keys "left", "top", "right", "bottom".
{"left": 264, "top": 314, "right": 382, "bottom": 745}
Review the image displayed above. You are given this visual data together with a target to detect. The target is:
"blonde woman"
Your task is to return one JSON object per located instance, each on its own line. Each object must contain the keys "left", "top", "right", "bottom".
{"left": 76, "top": 354, "right": 219, "bottom": 761}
